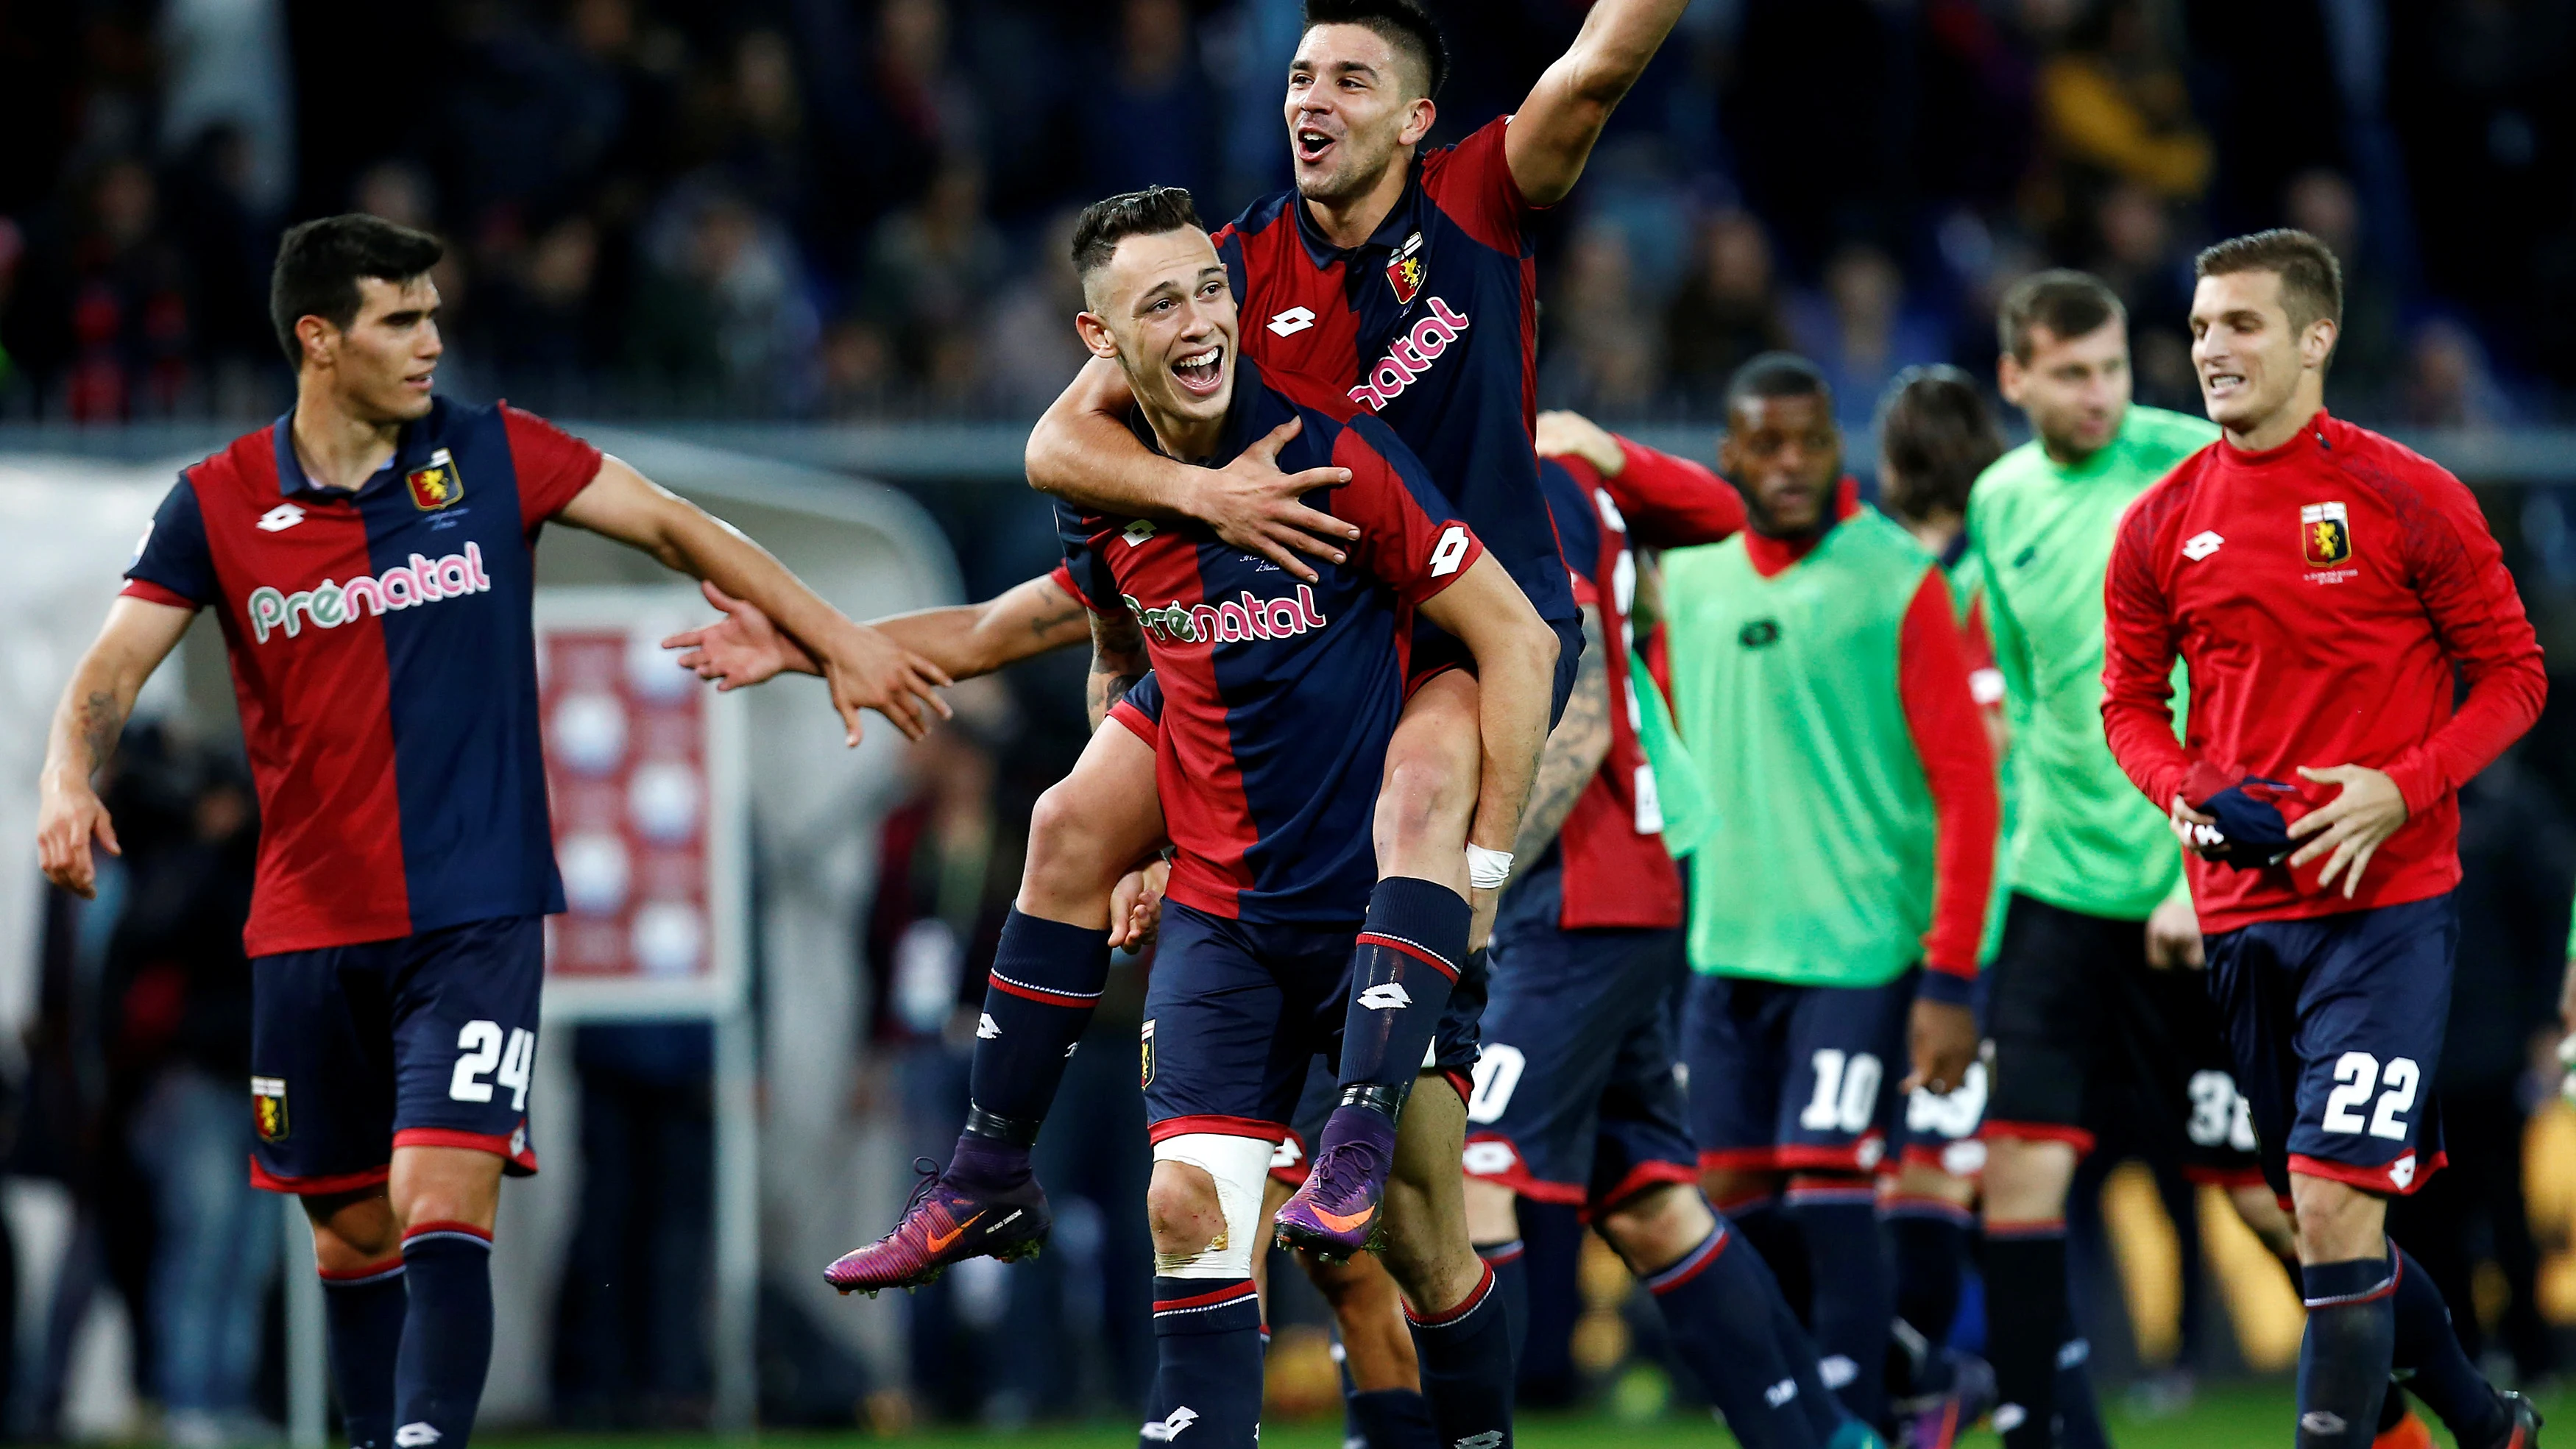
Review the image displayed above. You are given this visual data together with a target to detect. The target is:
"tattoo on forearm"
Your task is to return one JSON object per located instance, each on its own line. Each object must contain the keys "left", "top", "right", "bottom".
{"left": 1511, "top": 612, "right": 1610, "bottom": 860}
{"left": 1030, "top": 602, "right": 1087, "bottom": 641}
{"left": 77, "top": 690, "right": 123, "bottom": 772}
{"left": 1086, "top": 612, "right": 1150, "bottom": 732}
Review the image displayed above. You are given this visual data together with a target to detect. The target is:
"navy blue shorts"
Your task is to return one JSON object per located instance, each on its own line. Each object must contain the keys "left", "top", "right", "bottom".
{"left": 250, "top": 915, "right": 545, "bottom": 1194}
{"left": 1461, "top": 854, "right": 1696, "bottom": 1214}
{"left": 1894, "top": 972, "right": 1990, "bottom": 1178}
{"left": 2203, "top": 893, "right": 2456, "bottom": 1202}
{"left": 1682, "top": 971, "right": 1914, "bottom": 1175}
{"left": 1408, "top": 612, "right": 1586, "bottom": 729}
{"left": 1148, "top": 901, "right": 1482, "bottom": 1153}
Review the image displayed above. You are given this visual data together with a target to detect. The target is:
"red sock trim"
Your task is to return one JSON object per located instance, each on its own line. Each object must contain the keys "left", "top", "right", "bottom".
{"left": 402, "top": 1219, "right": 493, "bottom": 1247}
{"left": 317, "top": 1256, "right": 406, "bottom": 1284}
{"left": 988, "top": 972, "right": 1103, "bottom": 1007}
{"left": 1985, "top": 1218, "right": 2067, "bottom": 1240}
{"left": 1405, "top": 1260, "right": 1494, "bottom": 1327}
{"left": 1356, "top": 931, "right": 1460, "bottom": 982}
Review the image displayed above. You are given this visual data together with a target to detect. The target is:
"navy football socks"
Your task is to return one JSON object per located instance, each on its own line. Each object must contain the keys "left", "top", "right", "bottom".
{"left": 2053, "top": 1314, "right": 2109, "bottom": 1449}
{"left": 1643, "top": 1222, "right": 1827, "bottom": 1448}
{"left": 952, "top": 909, "right": 1109, "bottom": 1186}
{"left": 1149, "top": 1277, "right": 1264, "bottom": 1448}
{"left": 1408, "top": 1262, "right": 1515, "bottom": 1449}
{"left": 1475, "top": 1239, "right": 1529, "bottom": 1372}
{"left": 1886, "top": 1198, "right": 1972, "bottom": 1384}
{"left": 2299, "top": 1256, "right": 2398, "bottom": 1447}
{"left": 1984, "top": 1222, "right": 2067, "bottom": 1449}
{"left": 2388, "top": 1243, "right": 2507, "bottom": 1445}
{"left": 1328, "top": 879, "right": 1471, "bottom": 1123}
{"left": 394, "top": 1225, "right": 493, "bottom": 1449}
{"left": 1348, "top": 1389, "right": 1440, "bottom": 1449}
{"left": 1790, "top": 1177, "right": 1892, "bottom": 1429}
{"left": 321, "top": 1260, "right": 406, "bottom": 1449}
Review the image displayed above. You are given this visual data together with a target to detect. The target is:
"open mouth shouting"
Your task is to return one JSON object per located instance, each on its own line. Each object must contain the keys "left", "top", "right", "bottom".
{"left": 1173, "top": 344, "right": 1225, "bottom": 397}
{"left": 1295, "top": 126, "right": 1337, "bottom": 167}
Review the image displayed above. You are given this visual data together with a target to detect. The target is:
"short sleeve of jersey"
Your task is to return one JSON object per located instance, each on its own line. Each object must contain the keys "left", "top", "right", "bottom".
{"left": 121, "top": 475, "right": 216, "bottom": 608}
{"left": 1420, "top": 116, "right": 1532, "bottom": 254}
{"left": 503, "top": 405, "right": 604, "bottom": 525}
{"left": 1334, "top": 417, "right": 1482, "bottom": 604}
{"left": 1052, "top": 501, "right": 1119, "bottom": 616}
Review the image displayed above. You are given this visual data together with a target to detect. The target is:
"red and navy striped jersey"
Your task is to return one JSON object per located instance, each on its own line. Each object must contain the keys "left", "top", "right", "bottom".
{"left": 1214, "top": 116, "right": 1574, "bottom": 632}
{"left": 1539, "top": 443, "right": 1747, "bottom": 931}
{"left": 121, "top": 399, "right": 601, "bottom": 956}
{"left": 1058, "top": 361, "right": 1484, "bottom": 927}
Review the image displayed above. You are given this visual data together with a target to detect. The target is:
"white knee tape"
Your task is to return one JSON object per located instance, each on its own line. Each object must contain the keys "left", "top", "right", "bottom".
{"left": 1152, "top": 1133, "right": 1277, "bottom": 1279}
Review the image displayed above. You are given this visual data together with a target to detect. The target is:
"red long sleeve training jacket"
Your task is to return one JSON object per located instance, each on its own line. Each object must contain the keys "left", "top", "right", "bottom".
{"left": 2100, "top": 410, "right": 2545, "bottom": 932}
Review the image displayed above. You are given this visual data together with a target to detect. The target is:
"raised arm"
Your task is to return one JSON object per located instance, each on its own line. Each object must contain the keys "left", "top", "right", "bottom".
{"left": 1504, "top": 0, "right": 1692, "bottom": 207}
{"left": 1026, "top": 357, "right": 1359, "bottom": 582}
{"left": 38, "top": 597, "right": 197, "bottom": 898}
{"left": 1510, "top": 605, "right": 1610, "bottom": 862}
{"left": 557, "top": 455, "right": 952, "bottom": 742}
{"left": 1418, "top": 553, "right": 1560, "bottom": 867}
{"left": 668, "top": 572, "right": 1094, "bottom": 689}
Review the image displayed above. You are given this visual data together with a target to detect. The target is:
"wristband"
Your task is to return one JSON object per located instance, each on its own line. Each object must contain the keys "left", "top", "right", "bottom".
{"left": 1466, "top": 845, "right": 1515, "bottom": 890}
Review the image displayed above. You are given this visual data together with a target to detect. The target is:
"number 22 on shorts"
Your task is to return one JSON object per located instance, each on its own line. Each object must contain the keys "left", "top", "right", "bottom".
{"left": 450, "top": 1020, "right": 537, "bottom": 1110}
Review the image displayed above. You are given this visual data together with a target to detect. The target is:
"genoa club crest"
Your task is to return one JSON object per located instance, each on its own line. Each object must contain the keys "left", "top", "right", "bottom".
{"left": 252, "top": 1075, "right": 289, "bottom": 1142}
{"left": 407, "top": 447, "right": 464, "bottom": 511}
{"left": 2299, "top": 500, "right": 2353, "bottom": 567}
{"left": 1385, "top": 231, "right": 1425, "bottom": 305}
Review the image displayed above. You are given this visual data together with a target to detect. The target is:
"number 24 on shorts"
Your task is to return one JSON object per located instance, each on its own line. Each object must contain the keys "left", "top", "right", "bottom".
{"left": 450, "top": 1021, "right": 537, "bottom": 1111}
{"left": 2321, "top": 1052, "right": 2419, "bottom": 1141}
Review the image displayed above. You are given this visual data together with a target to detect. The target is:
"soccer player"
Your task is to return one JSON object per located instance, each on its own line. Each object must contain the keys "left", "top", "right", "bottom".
{"left": 1638, "top": 355, "right": 1999, "bottom": 1437}
{"left": 32, "top": 216, "right": 950, "bottom": 1449}
{"left": 1051, "top": 190, "right": 1553, "bottom": 1449}
{"left": 905, "top": 0, "right": 1690, "bottom": 1274}
{"left": 2102, "top": 229, "right": 2546, "bottom": 1449}
{"left": 1462, "top": 408, "right": 1874, "bottom": 1449}
{"left": 1963, "top": 270, "right": 2275, "bottom": 1449}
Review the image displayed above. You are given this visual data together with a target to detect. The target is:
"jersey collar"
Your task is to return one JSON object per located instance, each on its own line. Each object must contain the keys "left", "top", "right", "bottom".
{"left": 272, "top": 402, "right": 442, "bottom": 500}
{"left": 1289, "top": 160, "right": 1427, "bottom": 277}
{"left": 1741, "top": 478, "right": 1864, "bottom": 578}
{"left": 2217, "top": 408, "right": 2334, "bottom": 468}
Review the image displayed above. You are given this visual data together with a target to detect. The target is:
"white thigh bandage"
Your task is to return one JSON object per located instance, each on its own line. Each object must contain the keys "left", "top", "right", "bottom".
{"left": 1152, "top": 1132, "right": 1278, "bottom": 1279}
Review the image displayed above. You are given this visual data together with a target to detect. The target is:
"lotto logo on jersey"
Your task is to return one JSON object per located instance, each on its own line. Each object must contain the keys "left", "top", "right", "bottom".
{"left": 407, "top": 448, "right": 464, "bottom": 510}
{"left": 1125, "top": 586, "right": 1328, "bottom": 646}
{"left": 2301, "top": 500, "right": 2353, "bottom": 567}
{"left": 245, "top": 542, "right": 495, "bottom": 642}
{"left": 1348, "top": 297, "right": 1471, "bottom": 411}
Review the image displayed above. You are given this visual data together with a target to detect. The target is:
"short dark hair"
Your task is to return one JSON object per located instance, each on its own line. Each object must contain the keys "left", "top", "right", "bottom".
{"left": 1875, "top": 365, "right": 2005, "bottom": 522}
{"left": 1303, "top": 0, "right": 1448, "bottom": 99}
{"left": 1997, "top": 269, "right": 2126, "bottom": 364}
{"left": 1069, "top": 186, "right": 1206, "bottom": 288}
{"left": 269, "top": 214, "right": 444, "bottom": 366}
{"left": 1725, "top": 351, "right": 1832, "bottom": 414}
{"left": 2195, "top": 227, "right": 2344, "bottom": 336}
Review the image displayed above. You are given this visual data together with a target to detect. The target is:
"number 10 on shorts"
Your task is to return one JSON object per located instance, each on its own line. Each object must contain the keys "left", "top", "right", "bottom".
{"left": 450, "top": 1021, "right": 536, "bottom": 1110}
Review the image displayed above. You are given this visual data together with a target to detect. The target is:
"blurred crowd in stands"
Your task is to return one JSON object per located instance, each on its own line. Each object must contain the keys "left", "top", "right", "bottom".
{"left": 0, "top": 0, "right": 2569, "bottom": 425}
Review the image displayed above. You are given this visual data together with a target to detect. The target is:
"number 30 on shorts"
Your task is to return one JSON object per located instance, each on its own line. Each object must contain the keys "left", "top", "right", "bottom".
{"left": 2320, "top": 1052, "right": 2420, "bottom": 1141}
{"left": 450, "top": 1021, "right": 537, "bottom": 1111}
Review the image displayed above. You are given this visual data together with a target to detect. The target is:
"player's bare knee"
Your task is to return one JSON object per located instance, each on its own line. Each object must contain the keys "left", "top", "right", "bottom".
{"left": 1699, "top": 1165, "right": 1779, "bottom": 1212}
{"left": 1020, "top": 782, "right": 1124, "bottom": 910}
{"left": 1981, "top": 1135, "right": 2076, "bottom": 1225}
{"left": 304, "top": 1190, "right": 400, "bottom": 1269}
{"left": 2290, "top": 1175, "right": 2385, "bottom": 1263}
{"left": 1599, "top": 1183, "right": 1711, "bottom": 1272}
{"left": 1461, "top": 1176, "right": 1519, "bottom": 1244}
{"left": 1147, "top": 1161, "right": 1225, "bottom": 1259}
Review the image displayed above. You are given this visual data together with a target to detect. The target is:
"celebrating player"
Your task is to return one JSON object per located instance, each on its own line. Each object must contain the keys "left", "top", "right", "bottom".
{"left": 1637, "top": 355, "right": 1998, "bottom": 1438}
{"left": 32, "top": 216, "right": 948, "bottom": 1449}
{"left": 2101, "top": 230, "right": 2546, "bottom": 1449}
{"left": 1962, "top": 271, "right": 2273, "bottom": 1449}
{"left": 827, "top": 0, "right": 1691, "bottom": 1294}
{"left": 1055, "top": 189, "right": 1551, "bottom": 1449}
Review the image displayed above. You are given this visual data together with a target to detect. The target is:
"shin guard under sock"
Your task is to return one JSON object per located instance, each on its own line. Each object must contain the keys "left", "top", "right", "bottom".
{"left": 2299, "top": 1257, "right": 2398, "bottom": 1448}
{"left": 2387, "top": 1244, "right": 2505, "bottom": 1445}
{"left": 1984, "top": 1223, "right": 2067, "bottom": 1449}
{"left": 1646, "top": 1224, "right": 1827, "bottom": 1448}
{"left": 1334, "top": 879, "right": 1470, "bottom": 1105}
{"left": 1791, "top": 1178, "right": 1892, "bottom": 1428}
{"left": 321, "top": 1260, "right": 406, "bottom": 1449}
{"left": 1408, "top": 1263, "right": 1514, "bottom": 1449}
{"left": 1475, "top": 1239, "right": 1529, "bottom": 1373}
{"left": 957, "top": 909, "right": 1111, "bottom": 1182}
{"left": 394, "top": 1225, "right": 493, "bottom": 1449}
{"left": 1150, "top": 1278, "right": 1264, "bottom": 1448}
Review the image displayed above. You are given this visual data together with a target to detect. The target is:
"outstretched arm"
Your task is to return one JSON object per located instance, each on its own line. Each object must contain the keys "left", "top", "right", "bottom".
{"left": 668, "top": 573, "right": 1094, "bottom": 688}
{"left": 38, "top": 597, "right": 196, "bottom": 898}
{"left": 1505, "top": 0, "right": 1691, "bottom": 206}
{"left": 559, "top": 455, "right": 954, "bottom": 742}
{"left": 1418, "top": 554, "right": 1560, "bottom": 863}
{"left": 1026, "top": 358, "right": 1360, "bottom": 583}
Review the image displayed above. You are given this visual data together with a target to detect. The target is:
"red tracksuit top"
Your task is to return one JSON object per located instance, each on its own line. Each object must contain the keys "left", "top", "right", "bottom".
{"left": 2101, "top": 410, "right": 2546, "bottom": 932}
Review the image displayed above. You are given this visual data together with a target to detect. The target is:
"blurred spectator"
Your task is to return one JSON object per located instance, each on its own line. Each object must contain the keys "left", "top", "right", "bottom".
{"left": 983, "top": 207, "right": 1094, "bottom": 417}
{"left": 1083, "top": 0, "right": 1219, "bottom": 202}
{"left": 1788, "top": 244, "right": 1945, "bottom": 439}
{"left": 2087, "top": 182, "right": 2195, "bottom": 409}
{"left": 1663, "top": 210, "right": 1791, "bottom": 410}
{"left": 551, "top": 1022, "right": 715, "bottom": 1429}
{"left": 2036, "top": 0, "right": 2209, "bottom": 255}
{"left": 857, "top": 157, "right": 1007, "bottom": 408}
{"left": 56, "top": 157, "right": 198, "bottom": 419}
{"left": 1543, "top": 222, "right": 1660, "bottom": 415}
{"left": 487, "top": 213, "right": 615, "bottom": 385}
{"left": 2283, "top": 168, "right": 2401, "bottom": 405}
{"left": 629, "top": 185, "right": 820, "bottom": 412}
{"left": 846, "top": 0, "right": 982, "bottom": 227}
{"left": 164, "top": 124, "right": 286, "bottom": 414}
{"left": 155, "top": 0, "right": 293, "bottom": 216}
{"left": 2402, "top": 317, "right": 2517, "bottom": 429}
